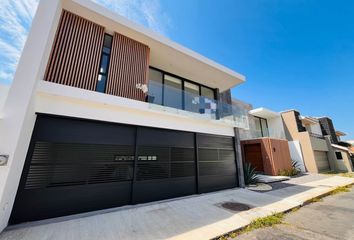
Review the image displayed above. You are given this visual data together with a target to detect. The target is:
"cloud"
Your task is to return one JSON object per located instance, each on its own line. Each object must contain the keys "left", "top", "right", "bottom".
{"left": 0, "top": 0, "right": 170, "bottom": 84}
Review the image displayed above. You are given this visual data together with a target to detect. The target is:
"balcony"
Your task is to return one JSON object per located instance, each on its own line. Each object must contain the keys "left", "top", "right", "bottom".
{"left": 145, "top": 81, "right": 249, "bottom": 129}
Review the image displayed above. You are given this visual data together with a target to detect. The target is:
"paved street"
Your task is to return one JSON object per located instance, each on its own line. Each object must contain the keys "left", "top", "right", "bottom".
{"left": 237, "top": 187, "right": 354, "bottom": 240}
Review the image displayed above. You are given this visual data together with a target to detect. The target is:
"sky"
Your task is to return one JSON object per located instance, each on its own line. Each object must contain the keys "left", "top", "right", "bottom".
{"left": 0, "top": 0, "right": 353, "bottom": 139}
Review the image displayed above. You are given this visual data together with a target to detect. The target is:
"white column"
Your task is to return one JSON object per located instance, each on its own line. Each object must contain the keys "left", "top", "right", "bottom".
{"left": 0, "top": 0, "right": 61, "bottom": 231}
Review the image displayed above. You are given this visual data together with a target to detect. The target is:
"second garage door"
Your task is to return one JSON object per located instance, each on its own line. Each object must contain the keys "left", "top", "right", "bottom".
{"left": 314, "top": 151, "right": 330, "bottom": 172}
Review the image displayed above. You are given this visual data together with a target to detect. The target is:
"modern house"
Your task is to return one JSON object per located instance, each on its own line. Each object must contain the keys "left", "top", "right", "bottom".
{"left": 281, "top": 110, "right": 332, "bottom": 173}
{"left": 0, "top": 0, "right": 248, "bottom": 229}
{"left": 233, "top": 100, "right": 293, "bottom": 176}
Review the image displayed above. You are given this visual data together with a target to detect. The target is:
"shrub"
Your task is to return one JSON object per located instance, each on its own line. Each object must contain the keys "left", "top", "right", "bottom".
{"left": 243, "top": 162, "right": 259, "bottom": 185}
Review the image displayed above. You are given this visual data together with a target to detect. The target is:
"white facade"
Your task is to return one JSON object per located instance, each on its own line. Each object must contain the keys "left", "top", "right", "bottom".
{"left": 249, "top": 107, "right": 286, "bottom": 139}
{"left": 0, "top": 84, "right": 9, "bottom": 117}
{"left": 288, "top": 141, "right": 306, "bottom": 172}
{"left": 0, "top": 0, "right": 246, "bottom": 231}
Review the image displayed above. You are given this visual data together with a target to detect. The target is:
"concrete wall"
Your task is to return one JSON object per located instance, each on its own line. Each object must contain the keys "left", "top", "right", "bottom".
{"left": 288, "top": 140, "right": 306, "bottom": 172}
{"left": 282, "top": 111, "right": 320, "bottom": 173}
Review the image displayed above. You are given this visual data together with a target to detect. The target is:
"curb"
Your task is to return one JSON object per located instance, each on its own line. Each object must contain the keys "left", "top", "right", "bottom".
{"left": 211, "top": 182, "right": 354, "bottom": 240}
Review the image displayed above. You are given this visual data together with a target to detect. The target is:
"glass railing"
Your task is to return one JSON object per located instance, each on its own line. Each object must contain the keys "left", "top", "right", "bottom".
{"left": 146, "top": 81, "right": 249, "bottom": 129}
{"left": 239, "top": 127, "right": 287, "bottom": 140}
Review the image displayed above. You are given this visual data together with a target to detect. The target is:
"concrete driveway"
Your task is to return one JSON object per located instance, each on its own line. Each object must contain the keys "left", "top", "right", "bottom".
{"left": 237, "top": 185, "right": 354, "bottom": 240}
{"left": 0, "top": 175, "right": 353, "bottom": 240}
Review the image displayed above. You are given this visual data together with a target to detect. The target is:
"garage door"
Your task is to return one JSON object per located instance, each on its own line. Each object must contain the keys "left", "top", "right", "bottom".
{"left": 197, "top": 134, "right": 237, "bottom": 193}
{"left": 314, "top": 151, "right": 330, "bottom": 172}
{"left": 10, "top": 115, "right": 237, "bottom": 224}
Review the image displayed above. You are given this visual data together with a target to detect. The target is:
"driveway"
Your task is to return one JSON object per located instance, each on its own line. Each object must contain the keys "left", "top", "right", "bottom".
{"left": 0, "top": 175, "right": 353, "bottom": 240}
{"left": 237, "top": 186, "right": 354, "bottom": 240}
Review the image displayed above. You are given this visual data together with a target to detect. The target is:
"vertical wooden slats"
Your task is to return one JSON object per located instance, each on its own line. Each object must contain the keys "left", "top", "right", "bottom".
{"left": 44, "top": 10, "right": 104, "bottom": 91}
{"left": 106, "top": 33, "right": 150, "bottom": 101}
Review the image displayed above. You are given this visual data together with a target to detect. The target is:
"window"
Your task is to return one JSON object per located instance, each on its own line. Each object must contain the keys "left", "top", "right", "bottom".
{"left": 254, "top": 117, "right": 269, "bottom": 137}
{"left": 96, "top": 34, "right": 113, "bottom": 93}
{"left": 148, "top": 67, "right": 216, "bottom": 114}
{"left": 184, "top": 82, "right": 200, "bottom": 113}
{"left": 335, "top": 152, "right": 343, "bottom": 160}
{"left": 148, "top": 69, "right": 163, "bottom": 104}
{"left": 164, "top": 75, "right": 182, "bottom": 109}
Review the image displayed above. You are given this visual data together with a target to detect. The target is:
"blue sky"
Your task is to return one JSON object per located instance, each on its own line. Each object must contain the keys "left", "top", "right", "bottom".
{"left": 1, "top": 0, "right": 353, "bottom": 139}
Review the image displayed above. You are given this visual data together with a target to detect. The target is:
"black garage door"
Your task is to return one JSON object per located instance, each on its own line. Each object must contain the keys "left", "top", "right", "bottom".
{"left": 10, "top": 115, "right": 238, "bottom": 224}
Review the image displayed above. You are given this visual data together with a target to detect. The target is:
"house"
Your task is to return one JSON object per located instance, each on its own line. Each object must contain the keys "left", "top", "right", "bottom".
{"left": 233, "top": 100, "right": 293, "bottom": 176}
{"left": 281, "top": 110, "right": 333, "bottom": 173}
{"left": 315, "top": 117, "right": 353, "bottom": 172}
{"left": 0, "top": 0, "right": 248, "bottom": 229}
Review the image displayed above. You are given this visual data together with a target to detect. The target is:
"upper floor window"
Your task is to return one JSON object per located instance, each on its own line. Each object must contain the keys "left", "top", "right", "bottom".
{"left": 96, "top": 34, "right": 113, "bottom": 93}
{"left": 254, "top": 116, "right": 269, "bottom": 137}
{"left": 147, "top": 67, "right": 216, "bottom": 114}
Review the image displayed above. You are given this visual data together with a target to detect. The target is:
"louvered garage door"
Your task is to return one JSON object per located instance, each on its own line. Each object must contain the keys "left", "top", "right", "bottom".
{"left": 197, "top": 134, "right": 238, "bottom": 193}
{"left": 10, "top": 115, "right": 237, "bottom": 224}
{"left": 10, "top": 115, "right": 136, "bottom": 224}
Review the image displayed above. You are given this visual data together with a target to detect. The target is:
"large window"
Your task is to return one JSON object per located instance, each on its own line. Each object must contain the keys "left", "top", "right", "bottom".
{"left": 164, "top": 75, "right": 182, "bottom": 109}
{"left": 147, "top": 67, "right": 216, "bottom": 113}
{"left": 96, "top": 34, "right": 113, "bottom": 93}
{"left": 254, "top": 116, "right": 269, "bottom": 137}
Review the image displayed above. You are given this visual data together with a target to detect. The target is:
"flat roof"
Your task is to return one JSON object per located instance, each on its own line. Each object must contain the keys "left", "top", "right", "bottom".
{"left": 300, "top": 116, "right": 318, "bottom": 125}
{"left": 249, "top": 107, "right": 279, "bottom": 119}
{"left": 63, "top": 0, "right": 245, "bottom": 91}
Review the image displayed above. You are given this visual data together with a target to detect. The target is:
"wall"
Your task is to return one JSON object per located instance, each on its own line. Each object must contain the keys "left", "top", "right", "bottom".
{"left": 36, "top": 81, "right": 235, "bottom": 137}
{"left": 232, "top": 99, "right": 256, "bottom": 140}
{"left": 267, "top": 116, "right": 286, "bottom": 139}
{"left": 241, "top": 138, "right": 292, "bottom": 176}
{"left": 288, "top": 140, "right": 306, "bottom": 172}
{"left": 0, "top": 85, "right": 9, "bottom": 116}
{"left": 309, "top": 123, "right": 323, "bottom": 136}
{"left": 318, "top": 117, "right": 338, "bottom": 144}
{"left": 281, "top": 111, "right": 319, "bottom": 173}
{"left": 310, "top": 136, "right": 329, "bottom": 151}
{"left": 0, "top": 0, "right": 62, "bottom": 232}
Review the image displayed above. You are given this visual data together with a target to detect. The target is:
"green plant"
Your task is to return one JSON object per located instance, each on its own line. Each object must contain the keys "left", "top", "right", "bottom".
{"left": 243, "top": 162, "right": 259, "bottom": 185}
{"left": 246, "top": 213, "right": 284, "bottom": 230}
{"left": 291, "top": 159, "right": 301, "bottom": 172}
{"left": 278, "top": 168, "right": 298, "bottom": 177}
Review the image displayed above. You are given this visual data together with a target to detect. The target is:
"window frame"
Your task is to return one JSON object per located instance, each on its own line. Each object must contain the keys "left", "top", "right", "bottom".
{"left": 148, "top": 66, "right": 216, "bottom": 110}
{"left": 96, "top": 33, "right": 113, "bottom": 93}
{"left": 254, "top": 116, "right": 269, "bottom": 137}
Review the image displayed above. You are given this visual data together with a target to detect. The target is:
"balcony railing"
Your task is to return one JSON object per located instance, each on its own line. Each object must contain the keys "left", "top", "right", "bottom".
{"left": 239, "top": 127, "right": 287, "bottom": 140}
{"left": 145, "top": 81, "right": 249, "bottom": 129}
{"left": 309, "top": 132, "right": 325, "bottom": 139}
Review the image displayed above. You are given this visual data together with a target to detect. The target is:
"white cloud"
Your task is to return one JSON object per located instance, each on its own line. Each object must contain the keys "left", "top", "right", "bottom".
{"left": 0, "top": 0, "right": 170, "bottom": 84}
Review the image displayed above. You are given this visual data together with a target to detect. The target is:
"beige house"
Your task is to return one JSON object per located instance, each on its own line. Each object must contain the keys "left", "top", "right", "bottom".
{"left": 281, "top": 110, "right": 332, "bottom": 173}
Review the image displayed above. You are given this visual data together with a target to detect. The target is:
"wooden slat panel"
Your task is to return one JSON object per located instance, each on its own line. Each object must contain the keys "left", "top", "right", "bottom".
{"left": 106, "top": 33, "right": 150, "bottom": 101}
{"left": 44, "top": 10, "right": 104, "bottom": 91}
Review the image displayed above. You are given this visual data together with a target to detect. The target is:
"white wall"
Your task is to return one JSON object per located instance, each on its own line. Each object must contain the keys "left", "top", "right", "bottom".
{"left": 288, "top": 140, "right": 306, "bottom": 172}
{"left": 36, "top": 81, "right": 235, "bottom": 137}
{"left": 0, "top": 0, "right": 62, "bottom": 231}
{"left": 267, "top": 116, "right": 286, "bottom": 139}
{"left": 0, "top": 85, "right": 10, "bottom": 116}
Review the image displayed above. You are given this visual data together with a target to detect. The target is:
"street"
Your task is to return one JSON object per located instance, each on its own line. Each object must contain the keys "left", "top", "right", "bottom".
{"left": 236, "top": 187, "right": 354, "bottom": 240}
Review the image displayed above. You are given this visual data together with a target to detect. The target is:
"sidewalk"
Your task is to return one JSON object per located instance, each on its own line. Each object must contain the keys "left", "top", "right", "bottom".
{"left": 1, "top": 175, "right": 353, "bottom": 240}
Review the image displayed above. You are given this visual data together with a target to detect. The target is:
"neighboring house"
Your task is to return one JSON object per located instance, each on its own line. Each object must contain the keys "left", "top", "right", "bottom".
{"left": 0, "top": 0, "right": 248, "bottom": 229}
{"left": 233, "top": 100, "right": 293, "bottom": 176}
{"left": 315, "top": 117, "right": 353, "bottom": 172}
{"left": 281, "top": 110, "right": 333, "bottom": 173}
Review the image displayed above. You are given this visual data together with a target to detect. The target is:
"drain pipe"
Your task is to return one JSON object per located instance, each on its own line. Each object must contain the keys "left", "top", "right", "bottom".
{"left": 234, "top": 127, "right": 245, "bottom": 188}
